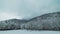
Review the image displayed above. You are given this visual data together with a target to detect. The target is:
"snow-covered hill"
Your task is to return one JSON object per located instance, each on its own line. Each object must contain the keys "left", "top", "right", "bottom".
{"left": 0, "top": 19, "right": 28, "bottom": 30}
{"left": 21, "top": 12, "right": 60, "bottom": 31}
{"left": 0, "top": 12, "right": 60, "bottom": 31}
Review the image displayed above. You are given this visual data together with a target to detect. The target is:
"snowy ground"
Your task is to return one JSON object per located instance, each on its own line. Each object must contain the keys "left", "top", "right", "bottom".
{"left": 0, "top": 30, "right": 60, "bottom": 34}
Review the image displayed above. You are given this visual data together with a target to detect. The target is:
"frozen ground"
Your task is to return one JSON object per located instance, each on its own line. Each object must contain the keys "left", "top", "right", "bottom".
{"left": 0, "top": 30, "right": 60, "bottom": 34}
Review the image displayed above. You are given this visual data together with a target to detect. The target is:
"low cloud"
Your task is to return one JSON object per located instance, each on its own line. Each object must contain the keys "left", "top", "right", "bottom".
{"left": 0, "top": 0, "right": 60, "bottom": 20}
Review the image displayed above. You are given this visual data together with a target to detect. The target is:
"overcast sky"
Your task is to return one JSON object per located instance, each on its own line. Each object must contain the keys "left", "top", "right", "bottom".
{"left": 0, "top": 0, "right": 60, "bottom": 20}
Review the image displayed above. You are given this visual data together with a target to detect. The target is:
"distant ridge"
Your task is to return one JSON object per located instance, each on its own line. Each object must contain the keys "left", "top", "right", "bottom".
{"left": 21, "top": 12, "right": 60, "bottom": 31}
{"left": 0, "top": 12, "right": 60, "bottom": 31}
{"left": 0, "top": 19, "right": 28, "bottom": 30}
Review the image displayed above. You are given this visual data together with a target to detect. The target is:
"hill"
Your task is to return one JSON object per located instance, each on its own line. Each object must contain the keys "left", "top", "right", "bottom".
{"left": 21, "top": 12, "right": 60, "bottom": 31}
{"left": 0, "top": 19, "right": 28, "bottom": 30}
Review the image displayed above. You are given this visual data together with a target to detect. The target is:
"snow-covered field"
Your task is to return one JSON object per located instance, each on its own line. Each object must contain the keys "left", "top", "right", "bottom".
{"left": 0, "top": 30, "right": 60, "bottom": 34}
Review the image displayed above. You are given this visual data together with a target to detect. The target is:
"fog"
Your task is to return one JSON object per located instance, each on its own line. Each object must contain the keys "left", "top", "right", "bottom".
{"left": 0, "top": 0, "right": 60, "bottom": 20}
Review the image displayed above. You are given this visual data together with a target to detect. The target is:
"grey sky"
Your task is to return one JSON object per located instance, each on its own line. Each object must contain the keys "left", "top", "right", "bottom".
{"left": 0, "top": 0, "right": 60, "bottom": 20}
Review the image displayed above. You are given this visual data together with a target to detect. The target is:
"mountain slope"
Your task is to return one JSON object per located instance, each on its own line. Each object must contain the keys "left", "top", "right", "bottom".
{"left": 0, "top": 19, "right": 28, "bottom": 30}
{"left": 21, "top": 12, "right": 60, "bottom": 31}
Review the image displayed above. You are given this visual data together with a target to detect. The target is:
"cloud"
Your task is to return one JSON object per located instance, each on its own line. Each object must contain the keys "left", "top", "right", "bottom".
{"left": 0, "top": 9, "right": 23, "bottom": 20}
{"left": 0, "top": 0, "right": 60, "bottom": 20}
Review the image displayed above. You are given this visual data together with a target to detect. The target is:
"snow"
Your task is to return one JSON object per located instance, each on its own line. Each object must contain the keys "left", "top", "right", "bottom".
{"left": 0, "top": 30, "right": 60, "bottom": 34}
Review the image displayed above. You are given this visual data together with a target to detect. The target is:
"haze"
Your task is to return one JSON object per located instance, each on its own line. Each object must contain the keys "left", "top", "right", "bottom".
{"left": 0, "top": 0, "right": 60, "bottom": 20}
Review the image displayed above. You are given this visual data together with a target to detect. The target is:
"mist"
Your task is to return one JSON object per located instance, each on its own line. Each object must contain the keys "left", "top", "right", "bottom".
{"left": 0, "top": 0, "right": 60, "bottom": 20}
